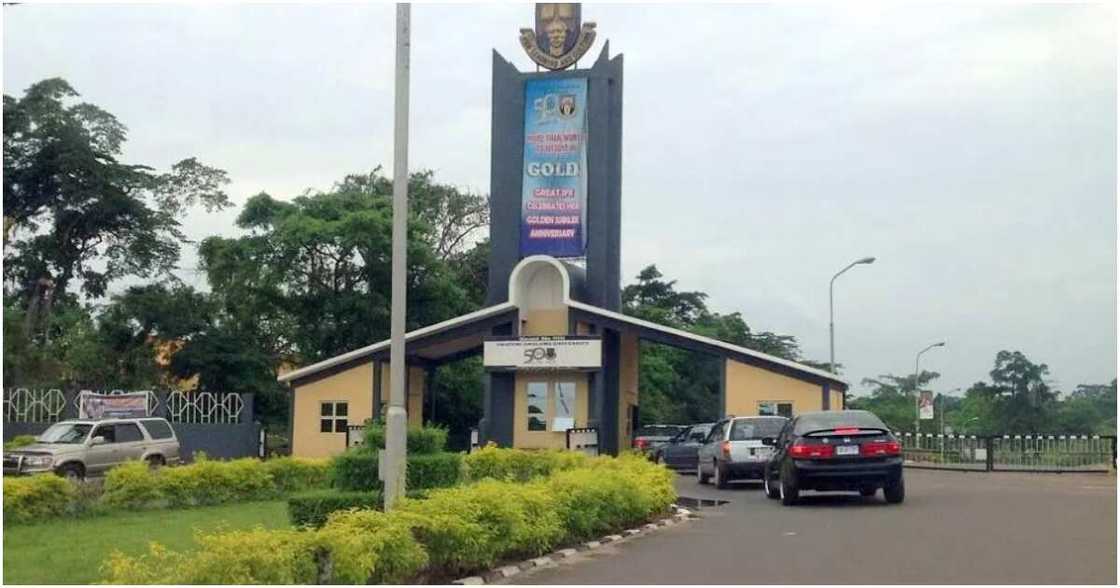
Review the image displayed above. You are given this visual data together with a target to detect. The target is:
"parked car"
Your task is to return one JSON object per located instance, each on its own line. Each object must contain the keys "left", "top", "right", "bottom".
{"left": 762, "top": 410, "right": 904, "bottom": 505}
{"left": 697, "top": 416, "right": 788, "bottom": 488}
{"left": 633, "top": 424, "right": 687, "bottom": 456}
{"left": 2, "top": 417, "right": 181, "bottom": 481}
{"left": 652, "top": 422, "right": 714, "bottom": 471}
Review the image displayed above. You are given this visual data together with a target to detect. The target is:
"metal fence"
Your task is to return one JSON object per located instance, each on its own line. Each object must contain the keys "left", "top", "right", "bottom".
{"left": 3, "top": 387, "right": 245, "bottom": 424}
{"left": 897, "top": 433, "right": 1116, "bottom": 473}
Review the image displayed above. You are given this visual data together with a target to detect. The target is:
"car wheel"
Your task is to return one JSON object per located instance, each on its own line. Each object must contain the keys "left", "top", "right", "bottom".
{"left": 655, "top": 453, "right": 664, "bottom": 466}
{"left": 764, "top": 472, "right": 781, "bottom": 499}
{"left": 884, "top": 477, "right": 905, "bottom": 504}
{"left": 697, "top": 462, "right": 710, "bottom": 485}
{"left": 56, "top": 463, "right": 84, "bottom": 483}
{"left": 714, "top": 461, "right": 728, "bottom": 489}
{"left": 859, "top": 486, "right": 877, "bottom": 497}
{"left": 147, "top": 455, "right": 166, "bottom": 470}
{"left": 780, "top": 473, "right": 799, "bottom": 506}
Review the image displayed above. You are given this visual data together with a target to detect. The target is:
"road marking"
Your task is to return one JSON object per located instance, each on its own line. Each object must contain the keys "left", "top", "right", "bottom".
{"left": 783, "top": 532, "right": 797, "bottom": 536}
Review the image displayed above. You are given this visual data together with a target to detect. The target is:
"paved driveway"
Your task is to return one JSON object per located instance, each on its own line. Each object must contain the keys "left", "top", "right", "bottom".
{"left": 520, "top": 469, "right": 1116, "bottom": 584}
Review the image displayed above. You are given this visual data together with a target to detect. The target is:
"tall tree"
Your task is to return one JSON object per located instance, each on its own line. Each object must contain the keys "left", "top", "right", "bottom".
{"left": 3, "top": 78, "right": 230, "bottom": 342}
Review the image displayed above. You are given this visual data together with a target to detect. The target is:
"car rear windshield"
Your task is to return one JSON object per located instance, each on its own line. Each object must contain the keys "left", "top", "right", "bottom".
{"left": 794, "top": 412, "right": 887, "bottom": 435}
{"left": 729, "top": 419, "right": 785, "bottom": 440}
{"left": 140, "top": 419, "right": 174, "bottom": 440}
{"left": 637, "top": 426, "right": 684, "bottom": 437}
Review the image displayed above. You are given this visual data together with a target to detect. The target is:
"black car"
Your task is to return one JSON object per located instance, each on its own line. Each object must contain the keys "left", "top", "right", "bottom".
{"left": 652, "top": 423, "right": 713, "bottom": 471}
{"left": 762, "top": 410, "right": 904, "bottom": 506}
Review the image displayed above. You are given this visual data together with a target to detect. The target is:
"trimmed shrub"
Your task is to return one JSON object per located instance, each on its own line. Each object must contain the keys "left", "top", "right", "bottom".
{"left": 262, "top": 457, "right": 331, "bottom": 493}
{"left": 159, "top": 456, "right": 274, "bottom": 507}
{"left": 288, "top": 489, "right": 381, "bottom": 528}
{"left": 102, "top": 527, "right": 321, "bottom": 584}
{"left": 407, "top": 425, "right": 449, "bottom": 455}
{"left": 407, "top": 452, "right": 462, "bottom": 490}
{"left": 330, "top": 450, "right": 462, "bottom": 492}
{"left": 318, "top": 509, "right": 428, "bottom": 584}
{"left": 3, "top": 435, "right": 37, "bottom": 451}
{"left": 330, "top": 450, "right": 379, "bottom": 491}
{"left": 360, "top": 421, "right": 448, "bottom": 455}
{"left": 395, "top": 478, "right": 565, "bottom": 576}
{"left": 3, "top": 474, "right": 76, "bottom": 524}
{"left": 463, "top": 444, "right": 588, "bottom": 482}
{"left": 103, "top": 460, "right": 165, "bottom": 508}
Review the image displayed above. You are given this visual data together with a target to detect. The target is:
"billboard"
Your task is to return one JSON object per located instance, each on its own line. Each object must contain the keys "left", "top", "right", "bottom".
{"left": 919, "top": 390, "right": 934, "bottom": 420}
{"left": 520, "top": 77, "right": 588, "bottom": 258}
{"left": 483, "top": 336, "right": 601, "bottom": 369}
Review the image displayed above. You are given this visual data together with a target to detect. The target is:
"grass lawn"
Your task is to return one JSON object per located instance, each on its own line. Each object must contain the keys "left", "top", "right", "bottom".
{"left": 3, "top": 500, "right": 291, "bottom": 585}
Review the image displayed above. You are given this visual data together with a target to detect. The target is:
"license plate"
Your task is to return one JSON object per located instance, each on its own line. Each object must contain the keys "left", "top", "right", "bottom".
{"left": 836, "top": 445, "right": 859, "bottom": 456}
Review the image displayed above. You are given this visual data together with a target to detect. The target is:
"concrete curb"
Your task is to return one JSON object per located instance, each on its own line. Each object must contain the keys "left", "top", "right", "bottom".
{"left": 452, "top": 505, "right": 696, "bottom": 585}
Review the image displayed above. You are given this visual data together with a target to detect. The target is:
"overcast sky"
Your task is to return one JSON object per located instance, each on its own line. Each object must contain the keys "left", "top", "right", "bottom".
{"left": 4, "top": 2, "right": 1116, "bottom": 397}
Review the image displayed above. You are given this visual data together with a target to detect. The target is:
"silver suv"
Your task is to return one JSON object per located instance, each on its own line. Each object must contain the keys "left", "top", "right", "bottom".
{"left": 3, "top": 418, "right": 181, "bottom": 481}
{"left": 697, "top": 415, "right": 788, "bottom": 489}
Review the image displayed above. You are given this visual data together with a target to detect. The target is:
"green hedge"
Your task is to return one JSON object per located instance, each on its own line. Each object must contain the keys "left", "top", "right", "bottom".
{"left": 329, "top": 450, "right": 462, "bottom": 492}
{"left": 288, "top": 489, "right": 382, "bottom": 528}
{"left": 361, "top": 422, "right": 449, "bottom": 455}
{"left": 100, "top": 456, "right": 332, "bottom": 511}
{"left": 3, "top": 474, "right": 76, "bottom": 524}
{"left": 463, "top": 444, "right": 589, "bottom": 482}
{"left": 103, "top": 452, "right": 677, "bottom": 583}
{"left": 3, "top": 435, "right": 37, "bottom": 451}
{"left": 329, "top": 451, "right": 379, "bottom": 491}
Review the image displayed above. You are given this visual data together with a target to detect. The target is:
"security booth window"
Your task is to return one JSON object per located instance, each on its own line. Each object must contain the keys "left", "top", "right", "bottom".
{"left": 553, "top": 382, "right": 576, "bottom": 431}
{"left": 320, "top": 401, "right": 349, "bottom": 433}
{"left": 527, "top": 382, "right": 548, "bottom": 431}
{"left": 758, "top": 401, "right": 793, "bottom": 418}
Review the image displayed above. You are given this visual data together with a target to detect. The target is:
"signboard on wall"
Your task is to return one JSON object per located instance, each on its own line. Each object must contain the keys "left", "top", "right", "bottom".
{"left": 520, "top": 77, "right": 588, "bottom": 258}
{"left": 483, "top": 336, "right": 601, "bottom": 369}
{"left": 78, "top": 392, "right": 149, "bottom": 419}
{"left": 919, "top": 390, "right": 934, "bottom": 420}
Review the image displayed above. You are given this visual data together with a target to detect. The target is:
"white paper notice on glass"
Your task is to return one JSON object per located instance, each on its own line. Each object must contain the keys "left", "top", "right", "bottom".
{"left": 552, "top": 417, "right": 575, "bottom": 432}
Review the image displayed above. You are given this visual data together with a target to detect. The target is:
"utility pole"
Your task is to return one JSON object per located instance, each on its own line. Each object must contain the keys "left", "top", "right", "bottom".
{"left": 913, "top": 341, "right": 945, "bottom": 436}
{"left": 383, "top": 2, "right": 411, "bottom": 510}
{"left": 828, "top": 257, "right": 876, "bottom": 375}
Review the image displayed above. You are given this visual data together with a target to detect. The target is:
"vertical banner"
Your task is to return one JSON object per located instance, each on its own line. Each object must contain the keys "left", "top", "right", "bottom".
{"left": 919, "top": 390, "right": 934, "bottom": 420}
{"left": 520, "top": 77, "right": 588, "bottom": 258}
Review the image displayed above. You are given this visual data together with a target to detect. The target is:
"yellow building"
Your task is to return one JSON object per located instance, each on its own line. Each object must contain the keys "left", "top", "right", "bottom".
{"left": 279, "top": 256, "right": 848, "bottom": 459}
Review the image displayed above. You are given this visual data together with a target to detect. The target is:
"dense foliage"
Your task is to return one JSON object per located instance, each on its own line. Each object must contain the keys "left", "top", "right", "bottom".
{"left": 102, "top": 451, "right": 676, "bottom": 584}
{"left": 849, "top": 352, "right": 1116, "bottom": 435}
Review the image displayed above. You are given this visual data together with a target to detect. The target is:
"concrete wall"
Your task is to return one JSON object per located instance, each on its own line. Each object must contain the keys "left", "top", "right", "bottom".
{"left": 724, "top": 359, "right": 836, "bottom": 417}
{"left": 291, "top": 363, "right": 374, "bottom": 458}
{"left": 618, "top": 332, "right": 639, "bottom": 451}
{"left": 291, "top": 362, "right": 426, "bottom": 458}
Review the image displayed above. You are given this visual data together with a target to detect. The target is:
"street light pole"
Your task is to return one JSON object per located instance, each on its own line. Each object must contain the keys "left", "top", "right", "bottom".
{"left": 913, "top": 341, "right": 945, "bottom": 436}
{"left": 829, "top": 256, "right": 876, "bottom": 377}
{"left": 383, "top": 2, "right": 411, "bottom": 510}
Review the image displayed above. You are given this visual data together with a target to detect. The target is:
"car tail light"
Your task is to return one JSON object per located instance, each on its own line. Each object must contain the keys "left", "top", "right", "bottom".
{"left": 834, "top": 428, "right": 861, "bottom": 435}
{"left": 789, "top": 443, "right": 834, "bottom": 459}
{"left": 634, "top": 438, "right": 648, "bottom": 450}
{"left": 861, "top": 440, "right": 901, "bottom": 456}
{"left": 721, "top": 441, "right": 731, "bottom": 458}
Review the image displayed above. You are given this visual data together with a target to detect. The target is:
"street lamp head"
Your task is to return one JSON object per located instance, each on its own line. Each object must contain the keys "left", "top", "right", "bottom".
{"left": 857, "top": 256, "right": 876, "bottom": 265}
{"left": 934, "top": 341, "right": 946, "bottom": 347}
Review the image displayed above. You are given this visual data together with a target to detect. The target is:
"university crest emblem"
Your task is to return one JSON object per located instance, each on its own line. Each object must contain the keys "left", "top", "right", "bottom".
{"left": 519, "top": 3, "right": 597, "bottom": 71}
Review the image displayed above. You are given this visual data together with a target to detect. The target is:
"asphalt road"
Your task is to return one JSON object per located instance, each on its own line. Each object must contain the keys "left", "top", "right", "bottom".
{"left": 518, "top": 468, "right": 1117, "bottom": 585}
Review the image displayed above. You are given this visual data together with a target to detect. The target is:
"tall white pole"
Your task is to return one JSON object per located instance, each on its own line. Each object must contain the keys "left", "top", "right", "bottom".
{"left": 384, "top": 2, "right": 411, "bottom": 510}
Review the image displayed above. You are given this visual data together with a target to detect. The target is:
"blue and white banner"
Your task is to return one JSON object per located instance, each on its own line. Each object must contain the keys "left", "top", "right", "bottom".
{"left": 520, "top": 77, "right": 588, "bottom": 258}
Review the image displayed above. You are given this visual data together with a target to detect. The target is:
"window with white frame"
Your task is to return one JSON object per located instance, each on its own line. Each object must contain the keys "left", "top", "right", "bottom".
{"left": 320, "top": 401, "right": 349, "bottom": 433}
{"left": 527, "top": 382, "right": 548, "bottom": 431}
